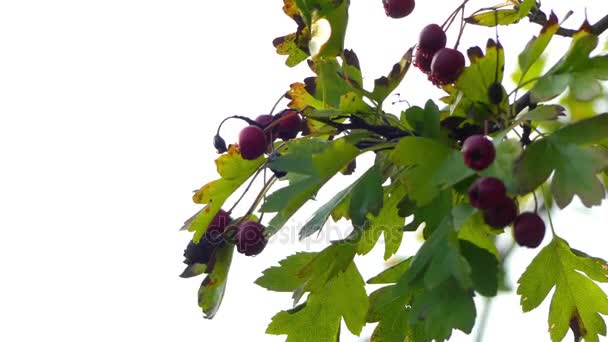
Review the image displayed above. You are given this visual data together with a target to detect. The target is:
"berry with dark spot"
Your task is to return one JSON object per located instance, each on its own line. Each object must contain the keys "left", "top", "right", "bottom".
{"left": 235, "top": 221, "right": 268, "bottom": 256}
{"left": 383, "top": 0, "right": 415, "bottom": 18}
{"left": 513, "top": 212, "right": 546, "bottom": 248}
{"left": 468, "top": 177, "right": 507, "bottom": 210}
{"left": 277, "top": 110, "right": 302, "bottom": 141}
{"left": 462, "top": 135, "right": 496, "bottom": 171}
{"left": 239, "top": 125, "right": 267, "bottom": 160}
{"left": 430, "top": 48, "right": 465, "bottom": 85}
{"left": 483, "top": 197, "right": 518, "bottom": 229}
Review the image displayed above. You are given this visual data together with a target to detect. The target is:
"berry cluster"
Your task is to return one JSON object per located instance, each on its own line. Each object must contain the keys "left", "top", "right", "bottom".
{"left": 239, "top": 109, "right": 302, "bottom": 160}
{"left": 414, "top": 24, "right": 465, "bottom": 85}
{"left": 462, "top": 135, "right": 546, "bottom": 248}
{"left": 183, "top": 210, "right": 268, "bottom": 263}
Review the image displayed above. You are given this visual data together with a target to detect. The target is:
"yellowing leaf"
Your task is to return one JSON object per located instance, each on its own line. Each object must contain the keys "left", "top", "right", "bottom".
{"left": 190, "top": 145, "right": 264, "bottom": 242}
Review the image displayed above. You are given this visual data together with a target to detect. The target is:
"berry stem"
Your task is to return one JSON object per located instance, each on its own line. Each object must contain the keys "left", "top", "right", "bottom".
{"left": 541, "top": 183, "right": 558, "bottom": 237}
{"left": 269, "top": 92, "right": 287, "bottom": 116}
{"left": 227, "top": 163, "right": 266, "bottom": 215}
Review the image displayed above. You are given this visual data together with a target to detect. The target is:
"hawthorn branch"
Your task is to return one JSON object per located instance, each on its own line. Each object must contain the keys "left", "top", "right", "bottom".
{"left": 528, "top": 9, "right": 608, "bottom": 37}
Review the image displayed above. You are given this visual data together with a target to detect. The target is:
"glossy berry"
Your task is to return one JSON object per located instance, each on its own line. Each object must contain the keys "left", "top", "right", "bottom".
{"left": 462, "top": 135, "right": 496, "bottom": 171}
{"left": 268, "top": 151, "right": 287, "bottom": 178}
{"left": 430, "top": 48, "right": 465, "bottom": 85}
{"left": 235, "top": 221, "right": 268, "bottom": 256}
{"left": 418, "top": 24, "right": 447, "bottom": 54}
{"left": 513, "top": 212, "right": 546, "bottom": 248}
{"left": 277, "top": 110, "right": 302, "bottom": 141}
{"left": 468, "top": 177, "right": 507, "bottom": 210}
{"left": 483, "top": 197, "right": 518, "bottom": 229}
{"left": 204, "top": 209, "right": 232, "bottom": 246}
{"left": 383, "top": 0, "right": 415, "bottom": 18}
{"left": 239, "top": 125, "right": 267, "bottom": 160}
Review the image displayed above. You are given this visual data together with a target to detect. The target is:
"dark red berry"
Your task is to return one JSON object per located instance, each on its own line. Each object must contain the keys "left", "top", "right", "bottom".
{"left": 239, "top": 125, "right": 267, "bottom": 160}
{"left": 418, "top": 24, "right": 447, "bottom": 55}
{"left": 255, "top": 114, "right": 274, "bottom": 127}
{"left": 430, "top": 48, "right": 465, "bottom": 85}
{"left": 383, "top": 0, "right": 415, "bottom": 18}
{"left": 483, "top": 197, "right": 518, "bottom": 229}
{"left": 235, "top": 221, "right": 268, "bottom": 256}
{"left": 277, "top": 110, "right": 302, "bottom": 141}
{"left": 183, "top": 239, "right": 214, "bottom": 265}
{"left": 414, "top": 47, "right": 433, "bottom": 74}
{"left": 513, "top": 212, "right": 546, "bottom": 248}
{"left": 204, "top": 210, "right": 232, "bottom": 246}
{"left": 462, "top": 135, "right": 496, "bottom": 171}
{"left": 468, "top": 177, "right": 507, "bottom": 209}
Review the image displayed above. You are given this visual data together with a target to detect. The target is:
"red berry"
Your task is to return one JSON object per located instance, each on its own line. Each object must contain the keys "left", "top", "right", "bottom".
{"left": 462, "top": 135, "right": 496, "bottom": 171}
{"left": 468, "top": 177, "right": 507, "bottom": 210}
{"left": 239, "top": 125, "right": 267, "bottom": 160}
{"left": 204, "top": 210, "right": 232, "bottom": 246}
{"left": 255, "top": 114, "right": 274, "bottom": 127}
{"left": 418, "top": 24, "right": 447, "bottom": 55}
{"left": 483, "top": 197, "right": 518, "bottom": 229}
{"left": 513, "top": 212, "right": 546, "bottom": 248}
{"left": 430, "top": 48, "right": 465, "bottom": 85}
{"left": 277, "top": 110, "right": 302, "bottom": 141}
{"left": 236, "top": 221, "right": 268, "bottom": 256}
{"left": 414, "top": 47, "right": 433, "bottom": 74}
{"left": 383, "top": 0, "right": 415, "bottom": 18}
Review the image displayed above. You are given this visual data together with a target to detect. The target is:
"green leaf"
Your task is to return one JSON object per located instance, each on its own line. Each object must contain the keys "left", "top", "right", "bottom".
{"left": 405, "top": 218, "right": 472, "bottom": 290}
{"left": 408, "top": 278, "right": 476, "bottom": 341}
{"left": 515, "top": 105, "right": 565, "bottom": 122}
{"left": 401, "top": 190, "right": 452, "bottom": 237}
{"left": 530, "top": 28, "right": 601, "bottom": 102}
{"left": 349, "top": 165, "right": 383, "bottom": 227}
{"left": 552, "top": 113, "right": 608, "bottom": 146}
{"left": 308, "top": 0, "right": 349, "bottom": 59}
{"left": 517, "top": 237, "right": 608, "bottom": 342}
{"left": 367, "top": 258, "right": 412, "bottom": 284}
{"left": 358, "top": 183, "right": 407, "bottom": 259}
{"left": 266, "top": 262, "right": 369, "bottom": 340}
{"left": 299, "top": 184, "right": 352, "bottom": 239}
{"left": 459, "top": 240, "right": 499, "bottom": 297}
{"left": 370, "top": 48, "right": 413, "bottom": 103}
{"left": 262, "top": 137, "right": 361, "bottom": 235}
{"left": 457, "top": 210, "right": 500, "bottom": 258}
{"left": 404, "top": 100, "right": 441, "bottom": 139}
{"left": 517, "top": 13, "right": 558, "bottom": 78}
{"left": 255, "top": 252, "right": 317, "bottom": 292}
{"left": 190, "top": 145, "right": 264, "bottom": 242}
{"left": 391, "top": 137, "right": 452, "bottom": 205}
{"left": 550, "top": 145, "right": 608, "bottom": 208}
{"left": 198, "top": 244, "right": 234, "bottom": 319}
{"left": 367, "top": 285, "right": 414, "bottom": 341}
{"left": 465, "top": 9, "right": 521, "bottom": 27}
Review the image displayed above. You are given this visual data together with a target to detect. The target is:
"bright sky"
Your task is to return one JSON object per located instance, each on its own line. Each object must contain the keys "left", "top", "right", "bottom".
{"left": 0, "top": 0, "right": 606, "bottom": 341}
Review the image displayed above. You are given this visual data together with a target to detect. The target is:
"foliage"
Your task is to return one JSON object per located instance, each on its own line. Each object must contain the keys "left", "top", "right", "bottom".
{"left": 180, "top": 0, "right": 608, "bottom": 341}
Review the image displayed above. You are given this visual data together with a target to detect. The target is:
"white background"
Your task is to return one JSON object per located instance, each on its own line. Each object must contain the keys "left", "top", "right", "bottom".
{"left": 0, "top": 0, "right": 607, "bottom": 341}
